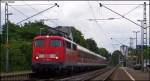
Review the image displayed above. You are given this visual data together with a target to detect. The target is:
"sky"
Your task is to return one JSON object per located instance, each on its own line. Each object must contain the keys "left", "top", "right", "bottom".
{"left": 0, "top": 1, "right": 149, "bottom": 53}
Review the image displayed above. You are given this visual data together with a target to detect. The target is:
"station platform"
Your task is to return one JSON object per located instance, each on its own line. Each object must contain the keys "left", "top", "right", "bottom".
{"left": 93, "top": 67, "right": 149, "bottom": 81}
{"left": 124, "top": 67, "right": 149, "bottom": 80}
{"left": 111, "top": 67, "right": 149, "bottom": 81}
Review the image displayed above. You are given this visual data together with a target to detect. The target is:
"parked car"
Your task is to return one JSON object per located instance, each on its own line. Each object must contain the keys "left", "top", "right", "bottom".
{"left": 134, "top": 64, "right": 141, "bottom": 70}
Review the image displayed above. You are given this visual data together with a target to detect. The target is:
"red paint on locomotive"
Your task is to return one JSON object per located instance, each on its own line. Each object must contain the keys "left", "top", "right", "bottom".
{"left": 32, "top": 35, "right": 107, "bottom": 73}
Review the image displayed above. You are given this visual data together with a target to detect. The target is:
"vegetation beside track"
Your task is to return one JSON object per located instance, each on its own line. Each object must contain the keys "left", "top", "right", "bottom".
{"left": 0, "top": 21, "right": 110, "bottom": 72}
{"left": 1, "top": 21, "right": 148, "bottom": 72}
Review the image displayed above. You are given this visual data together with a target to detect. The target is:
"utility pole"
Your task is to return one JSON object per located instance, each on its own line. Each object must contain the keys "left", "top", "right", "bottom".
{"left": 142, "top": 2, "right": 147, "bottom": 71}
{"left": 133, "top": 31, "right": 140, "bottom": 64}
{"left": 137, "top": 2, "right": 147, "bottom": 71}
{"left": 5, "top": 2, "right": 9, "bottom": 72}
{"left": 129, "top": 37, "right": 134, "bottom": 49}
{"left": 5, "top": 2, "right": 12, "bottom": 72}
{"left": 0, "top": 1, "right": 1, "bottom": 35}
{"left": 133, "top": 31, "right": 140, "bottom": 49}
{"left": 149, "top": 1, "right": 150, "bottom": 71}
{"left": 129, "top": 37, "right": 134, "bottom": 67}
{"left": 137, "top": 20, "right": 144, "bottom": 69}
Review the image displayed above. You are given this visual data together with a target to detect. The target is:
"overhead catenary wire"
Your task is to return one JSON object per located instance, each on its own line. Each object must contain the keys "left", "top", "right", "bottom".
{"left": 103, "top": 4, "right": 149, "bottom": 5}
{"left": 112, "top": 4, "right": 142, "bottom": 20}
{"left": 16, "top": 3, "right": 59, "bottom": 25}
{"left": 87, "top": 1, "right": 108, "bottom": 36}
{"left": 23, "top": 2, "right": 59, "bottom": 26}
{"left": 110, "top": 38, "right": 130, "bottom": 47}
{"left": 8, "top": 5, "right": 29, "bottom": 18}
{"left": 99, "top": 3, "right": 145, "bottom": 29}
{"left": 87, "top": 1, "right": 113, "bottom": 49}
{"left": 122, "top": 4, "right": 142, "bottom": 17}
{"left": 8, "top": 4, "right": 54, "bottom": 6}
{"left": 23, "top": 2, "right": 48, "bottom": 22}
{"left": 16, "top": 2, "right": 65, "bottom": 35}
{"left": 87, "top": 2, "right": 148, "bottom": 52}
{"left": 94, "top": 2, "right": 146, "bottom": 20}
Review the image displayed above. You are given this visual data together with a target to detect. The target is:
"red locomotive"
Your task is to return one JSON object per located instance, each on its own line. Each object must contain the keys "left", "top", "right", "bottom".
{"left": 32, "top": 35, "right": 107, "bottom": 73}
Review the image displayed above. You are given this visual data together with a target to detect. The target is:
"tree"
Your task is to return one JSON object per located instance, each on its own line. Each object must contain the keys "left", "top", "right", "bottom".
{"left": 98, "top": 48, "right": 109, "bottom": 60}
{"left": 0, "top": 21, "right": 110, "bottom": 72}
{"left": 72, "top": 27, "right": 87, "bottom": 47}
{"left": 0, "top": 21, "right": 46, "bottom": 72}
{"left": 2, "top": 21, "right": 20, "bottom": 42}
{"left": 18, "top": 21, "right": 48, "bottom": 41}
{"left": 86, "top": 38, "right": 99, "bottom": 53}
{"left": 111, "top": 50, "right": 122, "bottom": 66}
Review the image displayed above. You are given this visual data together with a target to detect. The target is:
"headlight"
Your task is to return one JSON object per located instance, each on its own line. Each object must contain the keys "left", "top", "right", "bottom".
{"left": 55, "top": 56, "right": 59, "bottom": 59}
{"left": 35, "top": 56, "right": 39, "bottom": 59}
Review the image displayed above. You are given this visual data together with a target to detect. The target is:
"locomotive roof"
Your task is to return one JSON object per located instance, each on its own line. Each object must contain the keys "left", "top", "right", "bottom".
{"left": 34, "top": 35, "right": 106, "bottom": 60}
{"left": 34, "top": 35, "right": 64, "bottom": 40}
{"left": 77, "top": 46, "right": 106, "bottom": 60}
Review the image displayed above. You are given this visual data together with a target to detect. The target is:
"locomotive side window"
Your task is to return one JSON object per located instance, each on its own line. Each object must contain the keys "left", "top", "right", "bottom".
{"left": 51, "top": 40, "right": 61, "bottom": 47}
{"left": 35, "top": 39, "right": 44, "bottom": 47}
{"left": 66, "top": 41, "right": 71, "bottom": 49}
{"left": 73, "top": 44, "right": 77, "bottom": 50}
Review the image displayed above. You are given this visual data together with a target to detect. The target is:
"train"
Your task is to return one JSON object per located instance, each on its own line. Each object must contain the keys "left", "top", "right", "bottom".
{"left": 31, "top": 35, "right": 108, "bottom": 73}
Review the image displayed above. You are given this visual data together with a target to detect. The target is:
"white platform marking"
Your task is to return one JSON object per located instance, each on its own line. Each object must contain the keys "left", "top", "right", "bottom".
{"left": 122, "top": 67, "right": 135, "bottom": 81}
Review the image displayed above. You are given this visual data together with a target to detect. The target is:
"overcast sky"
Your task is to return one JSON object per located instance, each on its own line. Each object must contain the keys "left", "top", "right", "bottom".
{"left": 0, "top": 1, "right": 149, "bottom": 53}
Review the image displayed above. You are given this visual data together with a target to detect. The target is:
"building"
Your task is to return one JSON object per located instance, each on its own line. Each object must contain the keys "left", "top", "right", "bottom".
{"left": 47, "top": 26, "right": 74, "bottom": 40}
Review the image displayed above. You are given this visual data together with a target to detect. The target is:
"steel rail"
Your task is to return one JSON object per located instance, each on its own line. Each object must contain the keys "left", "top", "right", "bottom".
{"left": 103, "top": 65, "right": 120, "bottom": 81}
{"left": 0, "top": 71, "right": 32, "bottom": 81}
{"left": 59, "top": 67, "right": 112, "bottom": 81}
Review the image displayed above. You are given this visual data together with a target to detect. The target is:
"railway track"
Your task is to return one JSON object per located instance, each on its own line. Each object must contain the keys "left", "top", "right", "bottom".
{"left": 103, "top": 66, "right": 119, "bottom": 81}
{"left": 0, "top": 71, "right": 32, "bottom": 81}
{"left": 0, "top": 66, "right": 119, "bottom": 81}
{"left": 0, "top": 71, "right": 67, "bottom": 81}
{"left": 55, "top": 66, "right": 119, "bottom": 81}
{"left": 58, "top": 66, "right": 118, "bottom": 81}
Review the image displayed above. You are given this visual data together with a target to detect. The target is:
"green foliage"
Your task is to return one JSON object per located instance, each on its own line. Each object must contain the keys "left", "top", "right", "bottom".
{"left": 98, "top": 48, "right": 110, "bottom": 60}
{"left": 2, "top": 21, "right": 20, "bottom": 42}
{"left": 111, "top": 50, "right": 122, "bottom": 66}
{"left": 86, "top": 38, "right": 99, "bottom": 53}
{"left": 72, "top": 27, "right": 87, "bottom": 47}
{"left": 143, "top": 47, "right": 150, "bottom": 59}
{"left": 0, "top": 21, "right": 45, "bottom": 72}
{"left": 0, "top": 21, "right": 110, "bottom": 72}
{"left": 0, "top": 45, "right": 5, "bottom": 72}
{"left": 129, "top": 46, "right": 150, "bottom": 60}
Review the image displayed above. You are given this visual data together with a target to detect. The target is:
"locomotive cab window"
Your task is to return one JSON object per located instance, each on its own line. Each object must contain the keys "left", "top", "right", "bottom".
{"left": 51, "top": 40, "right": 61, "bottom": 47}
{"left": 35, "top": 39, "right": 44, "bottom": 47}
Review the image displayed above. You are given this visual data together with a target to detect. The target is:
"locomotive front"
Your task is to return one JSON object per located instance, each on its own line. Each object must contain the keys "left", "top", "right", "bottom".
{"left": 31, "top": 36, "right": 65, "bottom": 73}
